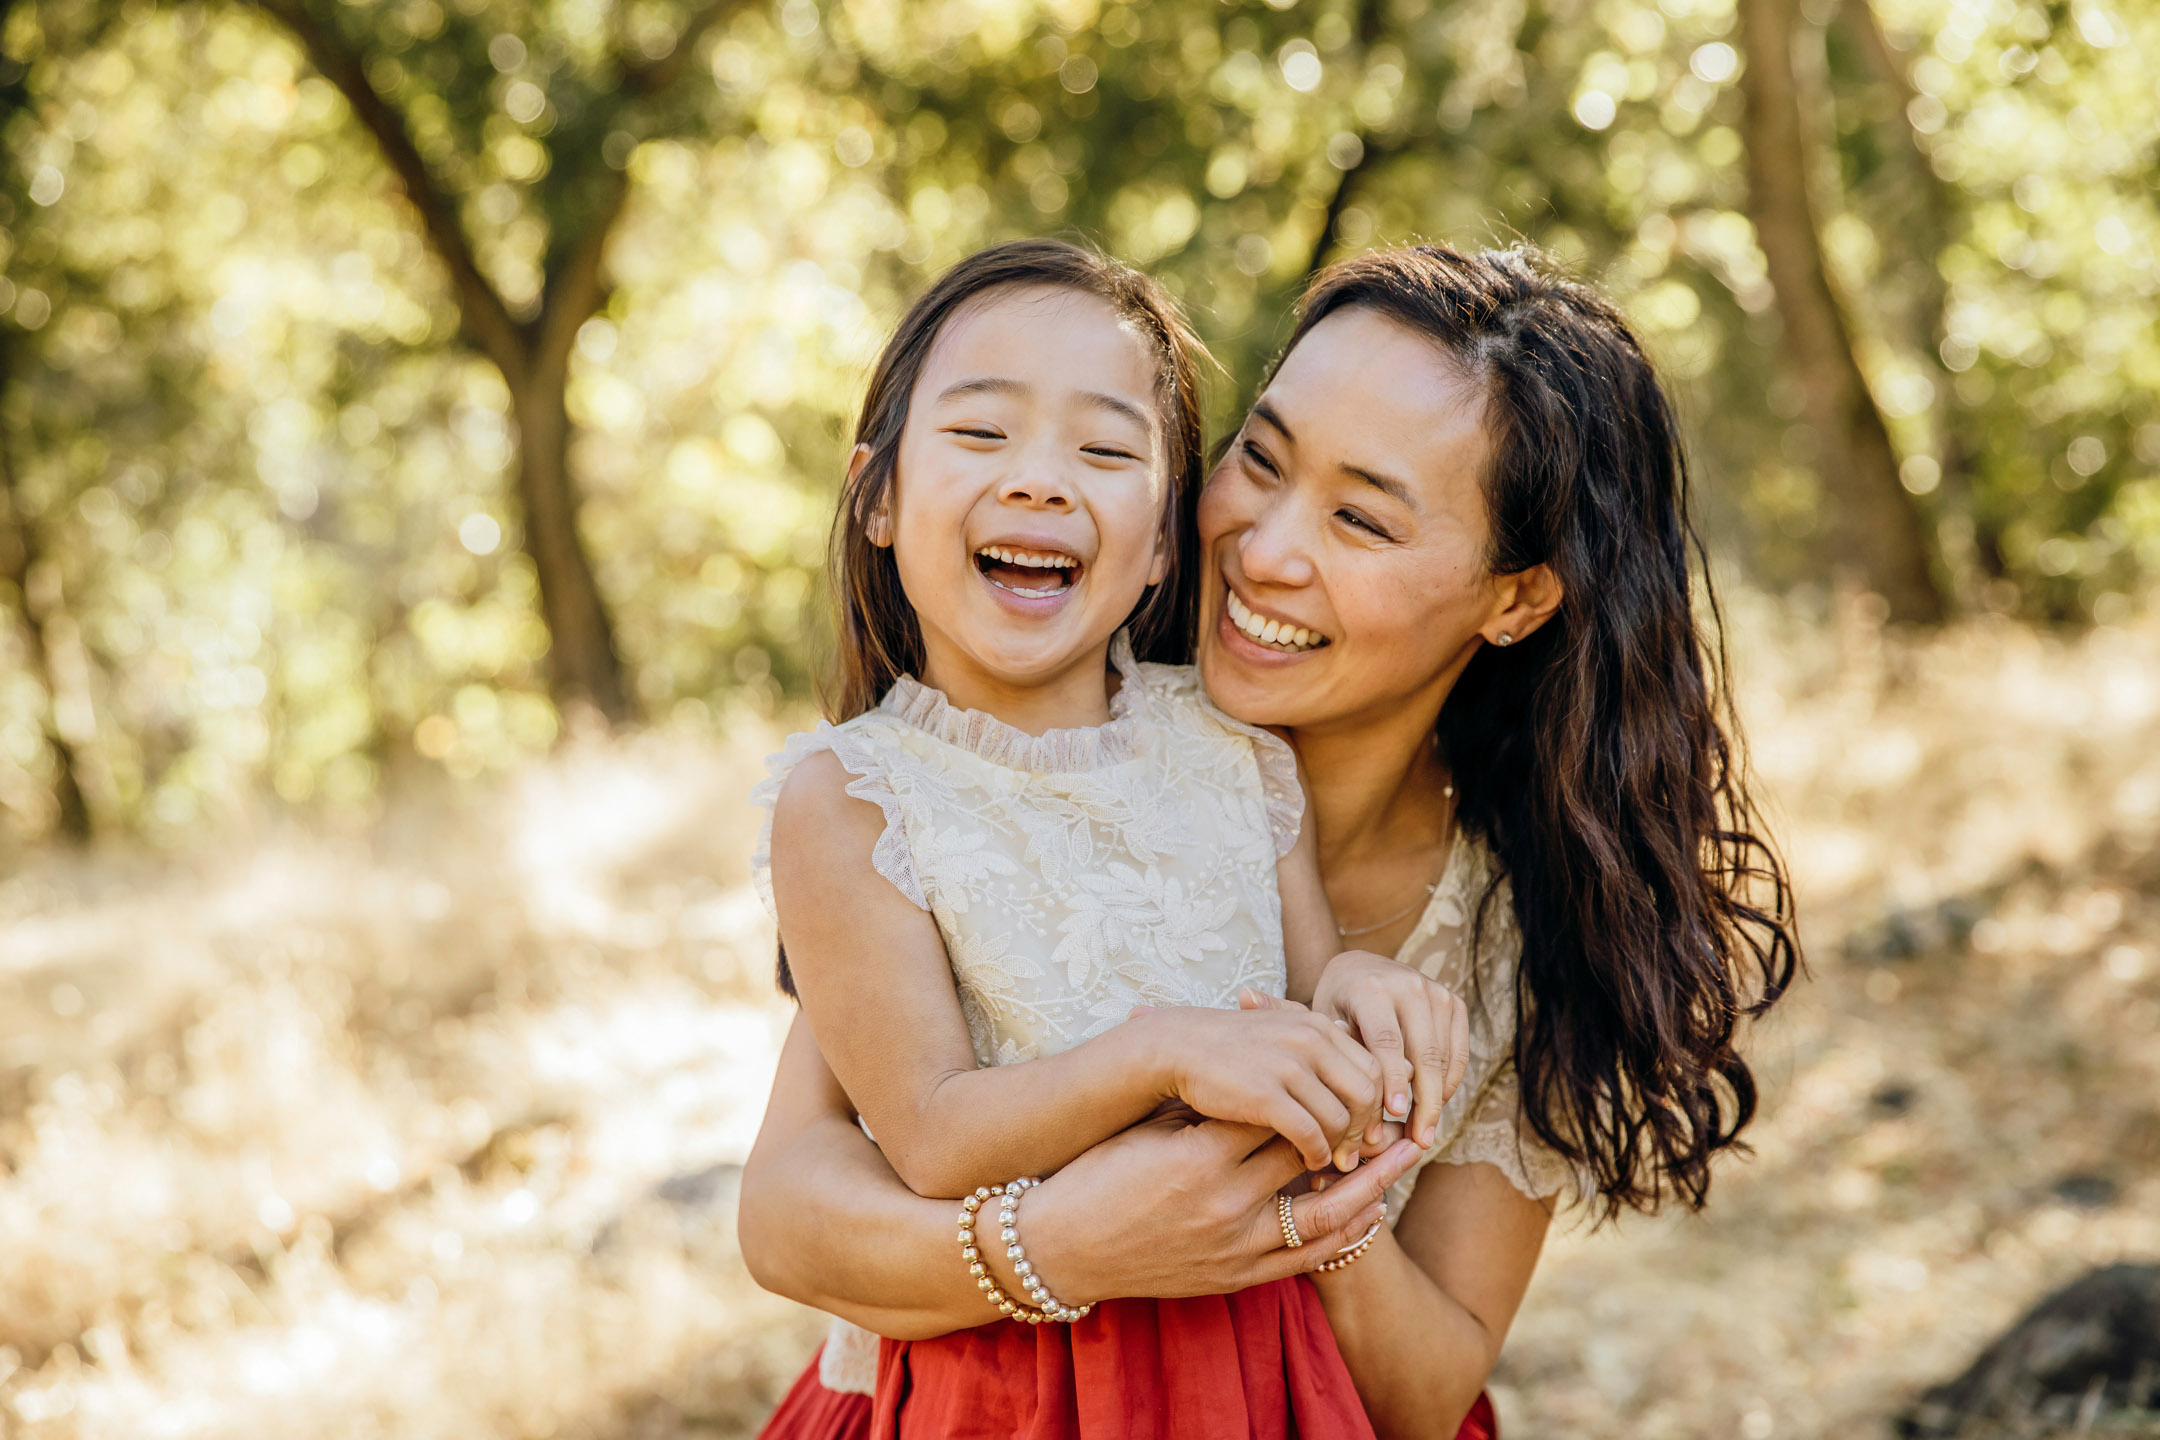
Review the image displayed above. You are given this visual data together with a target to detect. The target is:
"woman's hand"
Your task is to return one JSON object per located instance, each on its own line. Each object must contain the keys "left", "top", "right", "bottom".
{"left": 1012, "top": 1107, "right": 1422, "bottom": 1306}
{"left": 1305, "top": 951, "right": 1469, "bottom": 1149}
{"left": 1139, "top": 1005, "right": 1385, "bottom": 1172}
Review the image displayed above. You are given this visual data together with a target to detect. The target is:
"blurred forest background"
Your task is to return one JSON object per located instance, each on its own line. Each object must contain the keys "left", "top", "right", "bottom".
{"left": 0, "top": 0, "right": 2156, "bottom": 1435}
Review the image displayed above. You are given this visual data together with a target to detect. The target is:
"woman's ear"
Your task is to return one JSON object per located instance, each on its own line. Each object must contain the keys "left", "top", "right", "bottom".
{"left": 1481, "top": 563, "right": 1564, "bottom": 649}
{"left": 846, "top": 445, "right": 894, "bottom": 548}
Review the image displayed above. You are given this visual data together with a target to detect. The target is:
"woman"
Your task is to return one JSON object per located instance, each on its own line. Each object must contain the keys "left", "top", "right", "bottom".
{"left": 738, "top": 244, "right": 1799, "bottom": 1437}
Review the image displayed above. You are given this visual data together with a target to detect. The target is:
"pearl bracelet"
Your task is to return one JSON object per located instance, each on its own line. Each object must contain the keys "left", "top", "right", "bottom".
{"left": 957, "top": 1179, "right": 1093, "bottom": 1324}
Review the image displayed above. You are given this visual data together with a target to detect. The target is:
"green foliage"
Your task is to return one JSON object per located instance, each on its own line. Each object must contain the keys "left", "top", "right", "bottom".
{"left": 0, "top": 0, "right": 2154, "bottom": 839}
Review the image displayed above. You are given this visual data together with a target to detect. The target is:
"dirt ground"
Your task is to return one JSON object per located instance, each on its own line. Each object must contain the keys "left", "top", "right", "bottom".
{"left": 1, "top": 595, "right": 2156, "bottom": 1439}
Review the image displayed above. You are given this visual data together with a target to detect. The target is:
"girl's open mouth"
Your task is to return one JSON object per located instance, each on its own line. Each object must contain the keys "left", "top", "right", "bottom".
{"left": 975, "top": 545, "right": 1082, "bottom": 599}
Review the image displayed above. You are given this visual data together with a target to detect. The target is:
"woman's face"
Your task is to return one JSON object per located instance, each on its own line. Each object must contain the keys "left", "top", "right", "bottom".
{"left": 1196, "top": 306, "right": 1509, "bottom": 734}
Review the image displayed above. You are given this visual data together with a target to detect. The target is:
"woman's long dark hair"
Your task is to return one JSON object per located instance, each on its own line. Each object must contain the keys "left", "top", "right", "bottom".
{"left": 1287, "top": 245, "right": 1800, "bottom": 1217}
{"left": 824, "top": 237, "right": 1208, "bottom": 722}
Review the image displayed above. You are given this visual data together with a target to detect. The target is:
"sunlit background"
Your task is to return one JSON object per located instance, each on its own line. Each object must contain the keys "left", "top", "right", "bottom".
{"left": 0, "top": 0, "right": 2156, "bottom": 1433}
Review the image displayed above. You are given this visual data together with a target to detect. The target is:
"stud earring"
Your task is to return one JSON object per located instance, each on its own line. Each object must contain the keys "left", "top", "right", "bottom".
{"left": 1495, "top": 633, "right": 1514, "bottom": 647}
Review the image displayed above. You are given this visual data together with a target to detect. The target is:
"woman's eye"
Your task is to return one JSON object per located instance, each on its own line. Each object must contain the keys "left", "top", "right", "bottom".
{"left": 1337, "top": 509, "right": 1386, "bottom": 537}
{"left": 1240, "top": 439, "right": 1279, "bottom": 476}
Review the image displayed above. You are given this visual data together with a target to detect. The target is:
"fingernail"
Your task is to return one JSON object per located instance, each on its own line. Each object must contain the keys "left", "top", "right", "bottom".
{"left": 1387, "top": 1095, "right": 1409, "bottom": 1119}
{"left": 1334, "top": 1018, "right": 1351, "bottom": 1030}
{"left": 1342, "top": 1153, "right": 1359, "bottom": 1172}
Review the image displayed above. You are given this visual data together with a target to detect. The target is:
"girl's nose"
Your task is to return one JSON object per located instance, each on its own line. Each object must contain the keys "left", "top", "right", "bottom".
{"left": 999, "top": 469, "right": 1076, "bottom": 511}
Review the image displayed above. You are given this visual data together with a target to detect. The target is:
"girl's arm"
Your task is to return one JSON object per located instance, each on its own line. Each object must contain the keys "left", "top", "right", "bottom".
{"left": 1313, "top": 1162, "right": 1552, "bottom": 1439}
{"left": 737, "top": 1012, "right": 1422, "bottom": 1336}
{"left": 770, "top": 752, "right": 1383, "bottom": 1197}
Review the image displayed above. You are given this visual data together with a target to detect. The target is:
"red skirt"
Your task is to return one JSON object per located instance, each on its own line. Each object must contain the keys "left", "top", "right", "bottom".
{"left": 761, "top": 1346, "right": 874, "bottom": 1440}
{"left": 759, "top": 1278, "right": 1498, "bottom": 1440}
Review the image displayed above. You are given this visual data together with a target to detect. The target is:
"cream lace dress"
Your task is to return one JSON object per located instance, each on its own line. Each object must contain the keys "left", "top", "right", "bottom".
{"left": 753, "top": 636, "right": 1304, "bottom": 1391}
{"left": 752, "top": 637, "right": 1577, "bottom": 1394}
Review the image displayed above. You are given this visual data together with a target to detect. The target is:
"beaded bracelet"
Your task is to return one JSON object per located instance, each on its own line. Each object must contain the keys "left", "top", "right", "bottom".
{"left": 957, "top": 1179, "right": 1093, "bottom": 1324}
{"left": 1313, "top": 1199, "right": 1387, "bottom": 1274}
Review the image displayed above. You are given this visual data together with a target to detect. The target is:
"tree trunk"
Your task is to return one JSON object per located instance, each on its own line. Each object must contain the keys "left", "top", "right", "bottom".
{"left": 509, "top": 367, "right": 629, "bottom": 724}
{"left": 1838, "top": 0, "right": 2002, "bottom": 596}
{"left": 0, "top": 344, "right": 93, "bottom": 840}
{"left": 1737, "top": 0, "right": 1946, "bottom": 621}
{"left": 254, "top": 0, "right": 637, "bottom": 725}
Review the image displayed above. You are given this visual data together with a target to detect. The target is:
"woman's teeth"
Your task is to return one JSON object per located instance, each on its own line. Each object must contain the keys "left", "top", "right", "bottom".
{"left": 1226, "top": 589, "right": 1327, "bottom": 652}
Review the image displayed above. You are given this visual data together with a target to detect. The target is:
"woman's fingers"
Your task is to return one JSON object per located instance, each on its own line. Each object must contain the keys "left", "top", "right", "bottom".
{"left": 1292, "top": 1138, "right": 1417, "bottom": 1238}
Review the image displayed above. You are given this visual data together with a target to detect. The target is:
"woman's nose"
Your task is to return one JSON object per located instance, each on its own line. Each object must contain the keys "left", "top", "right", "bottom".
{"left": 1238, "top": 499, "right": 1318, "bottom": 587}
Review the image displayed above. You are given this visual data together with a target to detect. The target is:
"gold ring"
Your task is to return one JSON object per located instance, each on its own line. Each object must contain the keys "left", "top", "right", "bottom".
{"left": 1277, "top": 1192, "right": 1304, "bottom": 1249}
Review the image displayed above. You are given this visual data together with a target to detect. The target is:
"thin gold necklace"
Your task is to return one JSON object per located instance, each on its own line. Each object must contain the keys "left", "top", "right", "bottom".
{"left": 1334, "top": 782, "right": 1454, "bottom": 939}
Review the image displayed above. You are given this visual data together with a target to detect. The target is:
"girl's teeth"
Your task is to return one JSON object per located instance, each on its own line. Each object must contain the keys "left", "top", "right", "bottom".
{"left": 977, "top": 546, "right": 1077, "bottom": 568}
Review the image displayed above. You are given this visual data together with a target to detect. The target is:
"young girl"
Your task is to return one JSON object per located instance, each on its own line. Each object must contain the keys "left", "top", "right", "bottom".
{"left": 752, "top": 240, "right": 1462, "bottom": 1435}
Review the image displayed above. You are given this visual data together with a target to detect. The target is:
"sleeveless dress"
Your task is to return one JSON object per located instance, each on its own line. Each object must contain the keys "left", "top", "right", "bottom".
{"left": 751, "top": 639, "right": 1561, "bottom": 1438}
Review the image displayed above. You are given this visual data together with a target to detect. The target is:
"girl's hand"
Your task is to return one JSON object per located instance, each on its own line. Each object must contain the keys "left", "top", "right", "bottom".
{"left": 1287, "top": 954, "right": 1469, "bottom": 1150}
{"left": 1139, "top": 1006, "right": 1384, "bottom": 1173}
{"left": 1016, "top": 1109, "right": 1423, "bottom": 1305}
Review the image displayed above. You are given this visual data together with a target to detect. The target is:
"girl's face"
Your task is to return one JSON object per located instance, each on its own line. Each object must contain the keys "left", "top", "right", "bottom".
{"left": 875, "top": 284, "right": 1169, "bottom": 696}
{"left": 1196, "top": 306, "right": 1518, "bottom": 735}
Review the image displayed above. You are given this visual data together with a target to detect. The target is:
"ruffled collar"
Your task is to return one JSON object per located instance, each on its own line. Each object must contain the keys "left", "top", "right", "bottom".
{"left": 878, "top": 633, "right": 1152, "bottom": 773}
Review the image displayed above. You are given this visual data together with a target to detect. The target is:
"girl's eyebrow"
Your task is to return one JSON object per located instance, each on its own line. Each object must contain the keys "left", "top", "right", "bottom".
{"left": 937, "top": 376, "right": 1154, "bottom": 433}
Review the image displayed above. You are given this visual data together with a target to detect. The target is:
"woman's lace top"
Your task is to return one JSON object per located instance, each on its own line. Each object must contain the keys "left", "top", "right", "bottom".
{"left": 1387, "top": 834, "right": 1585, "bottom": 1212}
{"left": 751, "top": 635, "right": 1305, "bottom": 1069}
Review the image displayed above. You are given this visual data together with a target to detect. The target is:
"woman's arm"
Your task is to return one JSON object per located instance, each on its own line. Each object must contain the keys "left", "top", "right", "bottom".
{"left": 1313, "top": 1162, "right": 1552, "bottom": 1439}
{"left": 737, "top": 1012, "right": 997, "bottom": 1339}
{"left": 737, "top": 1014, "right": 1423, "bottom": 1337}
{"left": 772, "top": 752, "right": 1381, "bottom": 1192}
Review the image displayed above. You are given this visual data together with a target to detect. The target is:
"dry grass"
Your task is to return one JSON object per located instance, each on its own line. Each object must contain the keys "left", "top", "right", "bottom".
{"left": 1, "top": 597, "right": 2156, "bottom": 1439}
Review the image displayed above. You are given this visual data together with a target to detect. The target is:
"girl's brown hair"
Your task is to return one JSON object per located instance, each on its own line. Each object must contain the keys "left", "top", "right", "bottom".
{"left": 1283, "top": 244, "right": 1800, "bottom": 1218}
{"left": 823, "top": 238, "right": 1209, "bottom": 722}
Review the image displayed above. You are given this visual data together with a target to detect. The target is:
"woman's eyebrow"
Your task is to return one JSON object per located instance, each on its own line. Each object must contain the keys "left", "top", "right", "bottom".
{"left": 1250, "top": 400, "right": 1294, "bottom": 442}
{"left": 1343, "top": 464, "right": 1416, "bottom": 509}
{"left": 1253, "top": 398, "right": 1414, "bottom": 507}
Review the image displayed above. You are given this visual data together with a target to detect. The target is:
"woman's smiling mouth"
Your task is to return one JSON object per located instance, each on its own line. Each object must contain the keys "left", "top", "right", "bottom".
{"left": 1225, "top": 588, "right": 1329, "bottom": 652}
{"left": 975, "top": 545, "right": 1082, "bottom": 599}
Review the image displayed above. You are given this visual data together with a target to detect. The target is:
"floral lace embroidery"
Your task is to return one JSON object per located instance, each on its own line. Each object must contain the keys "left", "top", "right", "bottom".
{"left": 1386, "top": 835, "right": 1587, "bottom": 1210}
{"left": 751, "top": 635, "right": 1298, "bottom": 1068}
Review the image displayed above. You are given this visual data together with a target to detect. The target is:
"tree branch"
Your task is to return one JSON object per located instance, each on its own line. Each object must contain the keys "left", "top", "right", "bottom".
{"left": 621, "top": 0, "right": 744, "bottom": 96}
{"left": 249, "top": 0, "right": 529, "bottom": 383}
{"left": 1304, "top": 134, "right": 1403, "bottom": 282}
{"left": 530, "top": 0, "right": 744, "bottom": 373}
{"left": 534, "top": 168, "right": 631, "bottom": 380}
